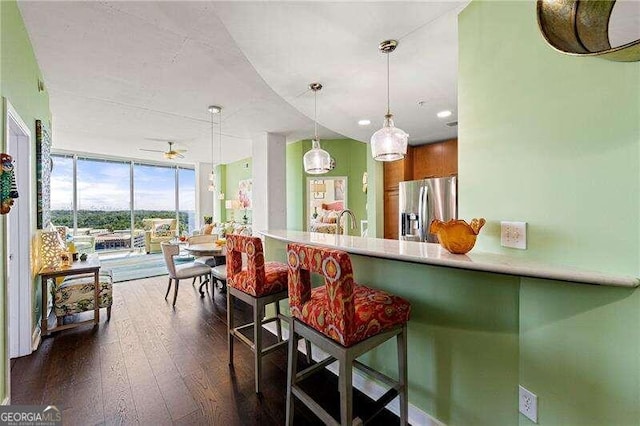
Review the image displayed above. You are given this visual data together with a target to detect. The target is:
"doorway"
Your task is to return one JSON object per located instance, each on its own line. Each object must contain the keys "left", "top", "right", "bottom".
{"left": 4, "top": 99, "right": 33, "bottom": 360}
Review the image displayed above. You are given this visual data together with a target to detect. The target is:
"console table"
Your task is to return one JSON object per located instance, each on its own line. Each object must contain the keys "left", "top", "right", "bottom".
{"left": 38, "top": 255, "right": 101, "bottom": 336}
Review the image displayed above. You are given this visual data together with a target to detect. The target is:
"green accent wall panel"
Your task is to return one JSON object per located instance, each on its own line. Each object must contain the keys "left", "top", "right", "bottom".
{"left": 1, "top": 0, "right": 51, "bottom": 402}
{"left": 458, "top": 0, "right": 640, "bottom": 276}
{"left": 286, "top": 138, "right": 367, "bottom": 236}
{"left": 224, "top": 157, "right": 251, "bottom": 223}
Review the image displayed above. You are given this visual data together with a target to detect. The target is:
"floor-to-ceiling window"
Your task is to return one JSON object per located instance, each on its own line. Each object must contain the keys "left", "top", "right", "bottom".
{"left": 133, "top": 163, "right": 176, "bottom": 232}
{"left": 77, "top": 157, "right": 132, "bottom": 251}
{"left": 50, "top": 154, "right": 74, "bottom": 228}
{"left": 50, "top": 153, "right": 196, "bottom": 252}
{"left": 178, "top": 167, "right": 196, "bottom": 235}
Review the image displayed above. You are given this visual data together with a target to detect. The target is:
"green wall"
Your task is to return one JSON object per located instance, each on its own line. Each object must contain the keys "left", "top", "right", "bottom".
{"left": 459, "top": 0, "right": 640, "bottom": 276}
{"left": 223, "top": 157, "right": 252, "bottom": 223}
{"left": 458, "top": 1, "right": 640, "bottom": 425}
{"left": 0, "top": 0, "right": 51, "bottom": 402}
{"left": 286, "top": 139, "right": 367, "bottom": 236}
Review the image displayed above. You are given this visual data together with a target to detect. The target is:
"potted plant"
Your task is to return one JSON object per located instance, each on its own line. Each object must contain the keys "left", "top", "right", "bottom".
{"left": 202, "top": 216, "right": 214, "bottom": 235}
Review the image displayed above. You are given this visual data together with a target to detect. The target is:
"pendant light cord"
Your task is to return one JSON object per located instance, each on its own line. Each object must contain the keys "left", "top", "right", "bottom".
{"left": 210, "top": 111, "right": 214, "bottom": 166}
{"left": 386, "top": 52, "right": 390, "bottom": 115}
{"left": 218, "top": 110, "right": 222, "bottom": 165}
{"left": 314, "top": 88, "right": 318, "bottom": 141}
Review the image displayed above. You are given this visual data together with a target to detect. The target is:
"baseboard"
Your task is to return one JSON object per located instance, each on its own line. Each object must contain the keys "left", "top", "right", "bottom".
{"left": 263, "top": 322, "right": 445, "bottom": 426}
{"left": 31, "top": 326, "right": 41, "bottom": 352}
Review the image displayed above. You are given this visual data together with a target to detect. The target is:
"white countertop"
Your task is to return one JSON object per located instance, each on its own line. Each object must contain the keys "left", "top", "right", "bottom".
{"left": 261, "top": 230, "right": 640, "bottom": 288}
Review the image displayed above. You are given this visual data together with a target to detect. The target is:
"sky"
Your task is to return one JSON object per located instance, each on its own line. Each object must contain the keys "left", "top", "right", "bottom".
{"left": 51, "top": 156, "right": 195, "bottom": 211}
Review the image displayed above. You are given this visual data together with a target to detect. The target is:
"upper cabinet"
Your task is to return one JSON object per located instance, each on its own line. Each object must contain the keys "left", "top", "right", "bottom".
{"left": 412, "top": 138, "right": 457, "bottom": 179}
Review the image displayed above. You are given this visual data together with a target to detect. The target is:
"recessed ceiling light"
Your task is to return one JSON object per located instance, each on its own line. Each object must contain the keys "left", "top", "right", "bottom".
{"left": 358, "top": 119, "right": 371, "bottom": 126}
{"left": 437, "top": 110, "right": 452, "bottom": 118}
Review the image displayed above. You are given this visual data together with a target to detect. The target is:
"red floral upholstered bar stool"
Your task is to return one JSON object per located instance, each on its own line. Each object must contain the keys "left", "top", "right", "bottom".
{"left": 286, "top": 243, "right": 411, "bottom": 426}
{"left": 226, "top": 235, "right": 310, "bottom": 394}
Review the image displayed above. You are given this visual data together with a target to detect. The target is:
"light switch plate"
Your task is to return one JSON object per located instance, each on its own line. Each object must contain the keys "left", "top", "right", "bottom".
{"left": 519, "top": 385, "right": 538, "bottom": 423}
{"left": 501, "top": 221, "right": 527, "bottom": 249}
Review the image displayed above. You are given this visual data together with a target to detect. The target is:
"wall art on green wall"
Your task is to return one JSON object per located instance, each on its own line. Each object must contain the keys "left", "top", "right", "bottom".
{"left": 36, "top": 119, "right": 52, "bottom": 229}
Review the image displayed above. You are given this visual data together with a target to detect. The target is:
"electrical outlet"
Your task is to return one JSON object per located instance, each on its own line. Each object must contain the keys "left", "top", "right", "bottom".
{"left": 519, "top": 386, "right": 538, "bottom": 423}
{"left": 501, "top": 221, "right": 527, "bottom": 249}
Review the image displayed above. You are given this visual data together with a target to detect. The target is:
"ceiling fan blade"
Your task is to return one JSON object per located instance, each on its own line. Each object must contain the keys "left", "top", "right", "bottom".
{"left": 175, "top": 149, "right": 187, "bottom": 153}
{"left": 139, "top": 148, "right": 165, "bottom": 153}
{"left": 177, "top": 153, "right": 185, "bottom": 159}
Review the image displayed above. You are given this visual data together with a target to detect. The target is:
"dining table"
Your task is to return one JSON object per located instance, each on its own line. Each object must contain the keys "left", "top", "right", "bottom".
{"left": 183, "top": 242, "right": 227, "bottom": 295}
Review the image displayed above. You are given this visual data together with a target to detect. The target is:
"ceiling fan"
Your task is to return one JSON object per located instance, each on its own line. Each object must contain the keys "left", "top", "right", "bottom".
{"left": 139, "top": 140, "right": 187, "bottom": 160}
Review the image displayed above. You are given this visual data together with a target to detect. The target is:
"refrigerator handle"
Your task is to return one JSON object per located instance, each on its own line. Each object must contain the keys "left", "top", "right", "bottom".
{"left": 418, "top": 185, "right": 427, "bottom": 241}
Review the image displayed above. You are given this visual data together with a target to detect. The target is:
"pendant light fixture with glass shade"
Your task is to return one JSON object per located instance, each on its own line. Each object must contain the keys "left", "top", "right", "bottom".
{"left": 370, "top": 39, "right": 409, "bottom": 162}
{"left": 207, "top": 105, "right": 221, "bottom": 192}
{"left": 303, "top": 82, "right": 332, "bottom": 175}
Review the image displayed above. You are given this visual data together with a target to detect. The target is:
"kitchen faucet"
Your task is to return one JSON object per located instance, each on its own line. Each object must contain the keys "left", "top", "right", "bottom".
{"left": 336, "top": 209, "right": 356, "bottom": 236}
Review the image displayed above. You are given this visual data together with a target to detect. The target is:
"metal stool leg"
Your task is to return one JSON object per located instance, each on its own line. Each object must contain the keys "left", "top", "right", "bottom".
{"left": 286, "top": 320, "right": 299, "bottom": 426}
{"left": 305, "top": 339, "right": 312, "bottom": 364}
{"left": 227, "top": 291, "right": 234, "bottom": 366}
{"left": 275, "top": 301, "right": 283, "bottom": 342}
{"left": 398, "top": 324, "right": 408, "bottom": 425}
{"left": 253, "top": 299, "right": 263, "bottom": 394}
{"left": 339, "top": 352, "right": 354, "bottom": 426}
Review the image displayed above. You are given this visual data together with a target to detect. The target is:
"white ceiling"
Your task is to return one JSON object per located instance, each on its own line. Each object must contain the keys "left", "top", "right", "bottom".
{"left": 19, "top": 1, "right": 466, "bottom": 166}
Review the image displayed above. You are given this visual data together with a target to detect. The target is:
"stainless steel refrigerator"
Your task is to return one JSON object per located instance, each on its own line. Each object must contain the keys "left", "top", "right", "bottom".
{"left": 399, "top": 177, "right": 457, "bottom": 242}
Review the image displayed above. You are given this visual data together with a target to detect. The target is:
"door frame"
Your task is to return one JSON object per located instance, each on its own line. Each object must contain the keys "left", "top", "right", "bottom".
{"left": 3, "top": 99, "right": 34, "bottom": 394}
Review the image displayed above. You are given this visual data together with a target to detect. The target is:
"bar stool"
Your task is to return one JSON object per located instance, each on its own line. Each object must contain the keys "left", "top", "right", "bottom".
{"left": 285, "top": 243, "right": 411, "bottom": 426}
{"left": 226, "top": 235, "right": 310, "bottom": 394}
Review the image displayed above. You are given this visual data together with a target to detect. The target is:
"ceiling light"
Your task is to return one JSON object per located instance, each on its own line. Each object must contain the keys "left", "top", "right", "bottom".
{"left": 208, "top": 105, "right": 221, "bottom": 114}
{"left": 303, "top": 83, "right": 331, "bottom": 175}
{"left": 437, "top": 110, "right": 452, "bottom": 118}
{"left": 358, "top": 119, "right": 371, "bottom": 126}
{"left": 370, "top": 39, "right": 409, "bottom": 162}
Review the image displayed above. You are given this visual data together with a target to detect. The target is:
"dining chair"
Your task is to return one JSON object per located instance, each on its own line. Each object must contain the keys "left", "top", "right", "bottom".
{"left": 161, "top": 242, "right": 212, "bottom": 307}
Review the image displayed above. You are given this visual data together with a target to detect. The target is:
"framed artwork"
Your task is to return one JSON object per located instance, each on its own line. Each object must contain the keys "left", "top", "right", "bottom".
{"left": 36, "top": 120, "right": 52, "bottom": 229}
{"left": 237, "top": 179, "right": 252, "bottom": 210}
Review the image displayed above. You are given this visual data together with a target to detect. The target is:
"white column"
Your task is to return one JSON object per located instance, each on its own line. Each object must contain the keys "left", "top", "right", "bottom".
{"left": 251, "top": 132, "right": 287, "bottom": 234}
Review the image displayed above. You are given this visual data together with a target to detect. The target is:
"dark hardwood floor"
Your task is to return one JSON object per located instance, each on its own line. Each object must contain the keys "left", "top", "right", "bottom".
{"left": 11, "top": 275, "right": 401, "bottom": 425}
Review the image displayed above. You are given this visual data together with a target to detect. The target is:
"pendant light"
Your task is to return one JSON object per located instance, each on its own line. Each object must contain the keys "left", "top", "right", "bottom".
{"left": 370, "top": 40, "right": 409, "bottom": 162}
{"left": 217, "top": 107, "right": 225, "bottom": 200}
{"left": 207, "top": 105, "right": 221, "bottom": 191}
{"left": 303, "top": 83, "right": 331, "bottom": 174}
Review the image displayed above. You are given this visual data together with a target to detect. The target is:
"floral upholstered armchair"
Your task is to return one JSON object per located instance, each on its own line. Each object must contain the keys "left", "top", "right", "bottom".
{"left": 143, "top": 218, "right": 178, "bottom": 254}
{"left": 53, "top": 270, "right": 113, "bottom": 322}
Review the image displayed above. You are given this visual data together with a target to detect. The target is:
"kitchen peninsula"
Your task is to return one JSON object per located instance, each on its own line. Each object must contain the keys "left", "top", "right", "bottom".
{"left": 262, "top": 230, "right": 640, "bottom": 425}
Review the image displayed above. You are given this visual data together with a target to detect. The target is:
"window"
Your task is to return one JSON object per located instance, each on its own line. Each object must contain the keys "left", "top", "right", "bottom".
{"left": 178, "top": 167, "right": 196, "bottom": 235}
{"left": 49, "top": 153, "right": 195, "bottom": 253}
{"left": 50, "top": 154, "right": 74, "bottom": 228}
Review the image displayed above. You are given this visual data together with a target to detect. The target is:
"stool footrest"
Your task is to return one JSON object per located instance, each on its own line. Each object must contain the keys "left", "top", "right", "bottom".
{"left": 231, "top": 324, "right": 288, "bottom": 355}
{"left": 292, "top": 385, "right": 340, "bottom": 426}
{"left": 353, "top": 359, "right": 398, "bottom": 389}
{"left": 296, "top": 356, "right": 337, "bottom": 383}
{"left": 362, "top": 385, "right": 401, "bottom": 425}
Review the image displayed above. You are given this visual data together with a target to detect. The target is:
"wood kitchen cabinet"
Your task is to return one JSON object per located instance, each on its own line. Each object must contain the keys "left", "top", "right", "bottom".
{"left": 383, "top": 138, "right": 457, "bottom": 239}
